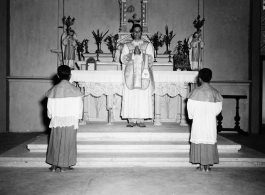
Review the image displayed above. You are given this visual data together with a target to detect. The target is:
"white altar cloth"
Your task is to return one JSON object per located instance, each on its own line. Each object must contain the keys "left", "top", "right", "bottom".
{"left": 71, "top": 70, "right": 197, "bottom": 83}
{"left": 70, "top": 70, "right": 198, "bottom": 125}
{"left": 71, "top": 70, "right": 198, "bottom": 97}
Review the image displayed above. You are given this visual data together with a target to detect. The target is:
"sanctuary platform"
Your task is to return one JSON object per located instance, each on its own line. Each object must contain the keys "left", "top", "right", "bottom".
{"left": 0, "top": 123, "right": 265, "bottom": 168}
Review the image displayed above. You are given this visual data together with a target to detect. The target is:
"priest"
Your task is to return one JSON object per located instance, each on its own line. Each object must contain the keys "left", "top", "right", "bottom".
{"left": 120, "top": 24, "right": 155, "bottom": 127}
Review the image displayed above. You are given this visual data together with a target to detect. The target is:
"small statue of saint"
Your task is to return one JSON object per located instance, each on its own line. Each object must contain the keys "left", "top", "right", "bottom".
{"left": 61, "top": 28, "right": 78, "bottom": 69}
{"left": 187, "top": 30, "right": 204, "bottom": 70}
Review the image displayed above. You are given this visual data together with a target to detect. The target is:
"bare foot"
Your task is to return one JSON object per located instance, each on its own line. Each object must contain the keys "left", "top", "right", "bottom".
{"left": 206, "top": 165, "right": 211, "bottom": 172}
{"left": 49, "top": 165, "right": 57, "bottom": 172}
{"left": 196, "top": 165, "right": 202, "bottom": 171}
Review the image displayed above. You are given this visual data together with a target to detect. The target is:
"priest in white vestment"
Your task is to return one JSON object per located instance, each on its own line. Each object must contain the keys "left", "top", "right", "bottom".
{"left": 187, "top": 68, "right": 223, "bottom": 172}
{"left": 120, "top": 24, "right": 155, "bottom": 127}
{"left": 45, "top": 65, "right": 83, "bottom": 172}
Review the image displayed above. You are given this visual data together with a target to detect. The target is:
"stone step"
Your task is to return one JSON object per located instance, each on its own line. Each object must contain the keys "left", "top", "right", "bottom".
{"left": 1, "top": 154, "right": 265, "bottom": 168}
{"left": 27, "top": 141, "right": 241, "bottom": 153}
{"left": 76, "top": 132, "right": 190, "bottom": 142}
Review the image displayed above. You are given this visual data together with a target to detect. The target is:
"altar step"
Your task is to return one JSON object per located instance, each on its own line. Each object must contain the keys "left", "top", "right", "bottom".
{"left": 1, "top": 152, "right": 265, "bottom": 168}
{"left": 27, "top": 140, "right": 241, "bottom": 154}
{"left": 1, "top": 123, "right": 265, "bottom": 167}
{"left": 27, "top": 126, "right": 241, "bottom": 154}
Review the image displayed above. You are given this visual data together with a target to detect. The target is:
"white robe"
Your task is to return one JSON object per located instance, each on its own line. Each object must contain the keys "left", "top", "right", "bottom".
{"left": 121, "top": 41, "right": 154, "bottom": 119}
{"left": 47, "top": 97, "right": 83, "bottom": 129}
{"left": 187, "top": 99, "right": 222, "bottom": 144}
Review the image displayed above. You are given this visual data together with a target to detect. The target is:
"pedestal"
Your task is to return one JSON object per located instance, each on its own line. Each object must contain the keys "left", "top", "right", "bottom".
{"left": 180, "top": 83, "right": 189, "bottom": 126}
{"left": 154, "top": 94, "right": 162, "bottom": 126}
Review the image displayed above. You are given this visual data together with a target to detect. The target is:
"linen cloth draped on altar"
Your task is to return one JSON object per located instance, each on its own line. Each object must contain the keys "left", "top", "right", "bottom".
{"left": 70, "top": 71, "right": 198, "bottom": 97}
{"left": 70, "top": 70, "right": 198, "bottom": 125}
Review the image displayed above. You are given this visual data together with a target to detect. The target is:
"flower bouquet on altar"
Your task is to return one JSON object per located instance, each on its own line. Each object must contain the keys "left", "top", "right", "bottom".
{"left": 92, "top": 29, "right": 109, "bottom": 54}
{"left": 173, "top": 39, "right": 190, "bottom": 71}
{"left": 104, "top": 34, "right": 119, "bottom": 62}
{"left": 147, "top": 32, "right": 164, "bottom": 62}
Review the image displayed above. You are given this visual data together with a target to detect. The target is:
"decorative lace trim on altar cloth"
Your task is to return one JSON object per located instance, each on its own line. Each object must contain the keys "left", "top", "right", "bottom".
{"left": 78, "top": 82, "right": 123, "bottom": 96}
{"left": 78, "top": 82, "right": 189, "bottom": 97}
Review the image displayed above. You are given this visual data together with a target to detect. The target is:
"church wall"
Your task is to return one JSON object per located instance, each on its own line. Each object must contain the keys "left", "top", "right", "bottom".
{"left": 8, "top": 80, "right": 53, "bottom": 132}
{"left": 203, "top": 0, "right": 250, "bottom": 81}
{"left": 0, "top": 0, "right": 8, "bottom": 132}
{"left": 10, "top": 0, "right": 58, "bottom": 77}
{"left": 8, "top": 0, "right": 251, "bottom": 132}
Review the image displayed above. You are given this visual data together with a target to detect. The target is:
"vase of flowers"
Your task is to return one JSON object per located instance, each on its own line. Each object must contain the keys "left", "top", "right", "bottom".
{"left": 104, "top": 34, "right": 119, "bottom": 62}
{"left": 92, "top": 29, "right": 109, "bottom": 54}
{"left": 163, "top": 25, "right": 176, "bottom": 55}
{"left": 173, "top": 39, "right": 190, "bottom": 71}
{"left": 147, "top": 32, "right": 164, "bottom": 62}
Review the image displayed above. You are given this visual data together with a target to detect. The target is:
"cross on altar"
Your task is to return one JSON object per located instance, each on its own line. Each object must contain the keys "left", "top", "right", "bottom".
{"left": 128, "top": 13, "right": 141, "bottom": 26}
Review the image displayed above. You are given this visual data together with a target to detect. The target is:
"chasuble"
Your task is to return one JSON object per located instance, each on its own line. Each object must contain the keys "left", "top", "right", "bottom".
{"left": 121, "top": 40, "right": 155, "bottom": 119}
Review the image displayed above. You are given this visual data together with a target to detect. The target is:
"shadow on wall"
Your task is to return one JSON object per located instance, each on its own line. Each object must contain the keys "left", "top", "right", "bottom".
{"left": 39, "top": 74, "right": 61, "bottom": 134}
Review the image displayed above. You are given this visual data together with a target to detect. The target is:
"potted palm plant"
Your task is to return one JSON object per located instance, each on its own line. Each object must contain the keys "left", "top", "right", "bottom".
{"left": 147, "top": 32, "right": 164, "bottom": 62}
{"left": 104, "top": 34, "right": 119, "bottom": 62}
{"left": 92, "top": 29, "right": 109, "bottom": 54}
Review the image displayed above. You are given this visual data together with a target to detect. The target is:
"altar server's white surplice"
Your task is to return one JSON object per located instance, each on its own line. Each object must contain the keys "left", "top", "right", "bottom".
{"left": 187, "top": 83, "right": 223, "bottom": 144}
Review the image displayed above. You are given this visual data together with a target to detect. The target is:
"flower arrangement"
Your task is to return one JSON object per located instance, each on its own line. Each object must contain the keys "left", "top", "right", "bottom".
{"left": 163, "top": 25, "right": 176, "bottom": 54}
{"left": 62, "top": 16, "right": 75, "bottom": 33}
{"left": 92, "top": 29, "right": 109, "bottom": 53}
{"left": 147, "top": 32, "right": 164, "bottom": 62}
{"left": 173, "top": 39, "right": 190, "bottom": 71}
{"left": 193, "top": 15, "right": 205, "bottom": 32}
{"left": 104, "top": 34, "right": 119, "bottom": 62}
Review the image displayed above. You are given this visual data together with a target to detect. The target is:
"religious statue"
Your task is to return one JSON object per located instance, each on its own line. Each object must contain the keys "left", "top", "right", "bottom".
{"left": 76, "top": 40, "right": 85, "bottom": 61}
{"left": 83, "top": 39, "right": 89, "bottom": 53}
{"left": 187, "top": 15, "right": 205, "bottom": 70}
{"left": 187, "top": 30, "right": 204, "bottom": 70}
{"left": 61, "top": 29, "right": 78, "bottom": 69}
{"left": 61, "top": 16, "right": 77, "bottom": 69}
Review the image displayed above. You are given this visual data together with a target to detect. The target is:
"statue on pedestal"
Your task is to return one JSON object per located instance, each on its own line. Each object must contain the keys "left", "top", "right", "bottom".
{"left": 188, "top": 30, "right": 204, "bottom": 70}
{"left": 61, "top": 29, "right": 77, "bottom": 69}
{"left": 187, "top": 15, "right": 205, "bottom": 70}
{"left": 61, "top": 16, "right": 77, "bottom": 69}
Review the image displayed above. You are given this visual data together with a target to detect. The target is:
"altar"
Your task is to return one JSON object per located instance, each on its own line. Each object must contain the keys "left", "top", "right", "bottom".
{"left": 71, "top": 70, "right": 198, "bottom": 125}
